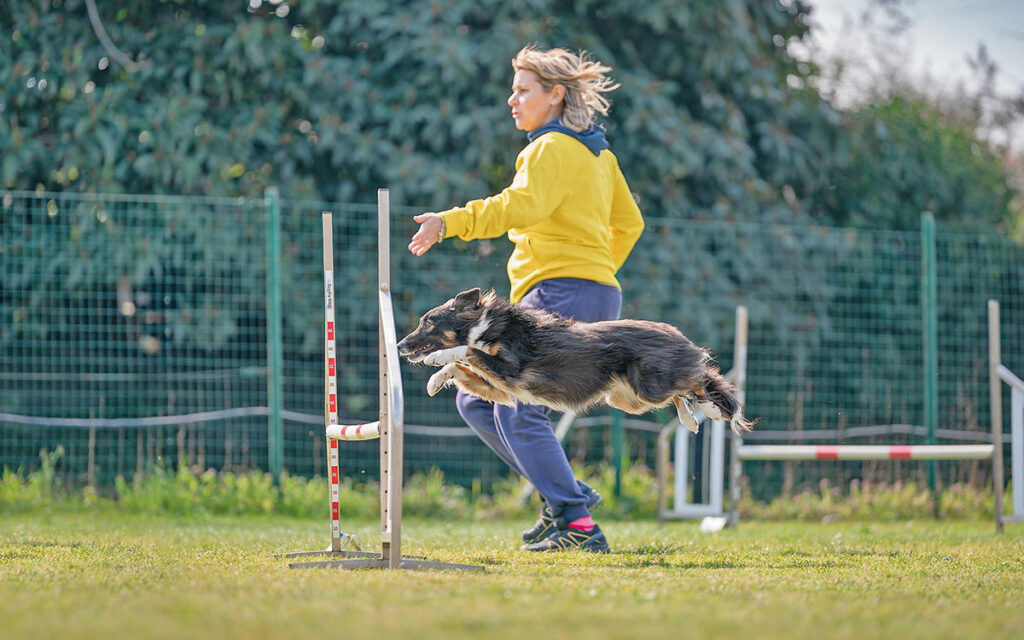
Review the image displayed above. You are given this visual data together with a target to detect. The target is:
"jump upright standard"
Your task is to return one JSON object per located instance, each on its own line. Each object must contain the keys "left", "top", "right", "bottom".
{"left": 657, "top": 302, "right": 1023, "bottom": 532}
{"left": 281, "top": 189, "right": 481, "bottom": 571}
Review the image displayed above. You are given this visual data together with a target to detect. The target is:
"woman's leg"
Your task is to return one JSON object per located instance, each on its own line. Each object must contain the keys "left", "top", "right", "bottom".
{"left": 455, "top": 390, "right": 527, "bottom": 477}
{"left": 494, "top": 278, "right": 622, "bottom": 524}
{"left": 493, "top": 400, "right": 592, "bottom": 521}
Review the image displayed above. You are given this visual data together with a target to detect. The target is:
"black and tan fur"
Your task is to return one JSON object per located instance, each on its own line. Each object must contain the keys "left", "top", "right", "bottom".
{"left": 397, "top": 288, "right": 753, "bottom": 434}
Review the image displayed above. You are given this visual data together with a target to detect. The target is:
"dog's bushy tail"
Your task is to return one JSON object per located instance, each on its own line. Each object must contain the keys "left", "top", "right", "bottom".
{"left": 703, "top": 369, "right": 755, "bottom": 435}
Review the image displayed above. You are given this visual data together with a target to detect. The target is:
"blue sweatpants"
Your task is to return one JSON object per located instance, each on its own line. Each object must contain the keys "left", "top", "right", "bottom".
{"left": 455, "top": 278, "right": 622, "bottom": 523}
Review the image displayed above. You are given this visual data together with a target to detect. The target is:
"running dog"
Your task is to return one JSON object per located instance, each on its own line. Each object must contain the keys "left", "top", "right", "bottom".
{"left": 397, "top": 288, "right": 753, "bottom": 434}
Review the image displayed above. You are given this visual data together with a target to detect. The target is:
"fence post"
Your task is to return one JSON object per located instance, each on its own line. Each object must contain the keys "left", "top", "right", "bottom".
{"left": 921, "top": 211, "right": 938, "bottom": 499}
{"left": 266, "top": 187, "right": 284, "bottom": 482}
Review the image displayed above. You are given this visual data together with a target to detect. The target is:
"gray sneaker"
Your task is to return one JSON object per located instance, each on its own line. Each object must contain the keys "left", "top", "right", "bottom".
{"left": 521, "top": 523, "right": 611, "bottom": 553}
{"left": 521, "top": 481, "right": 603, "bottom": 544}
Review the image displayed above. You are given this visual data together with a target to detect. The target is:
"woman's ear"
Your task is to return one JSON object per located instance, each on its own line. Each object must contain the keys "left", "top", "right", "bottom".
{"left": 550, "top": 84, "right": 566, "bottom": 106}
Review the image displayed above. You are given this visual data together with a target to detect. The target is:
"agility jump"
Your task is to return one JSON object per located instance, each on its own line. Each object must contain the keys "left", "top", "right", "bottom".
{"left": 282, "top": 189, "right": 481, "bottom": 571}
{"left": 657, "top": 301, "right": 1023, "bottom": 532}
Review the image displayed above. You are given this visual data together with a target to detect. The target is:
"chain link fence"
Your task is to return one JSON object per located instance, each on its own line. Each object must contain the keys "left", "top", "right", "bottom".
{"left": 2, "top": 190, "right": 1021, "bottom": 497}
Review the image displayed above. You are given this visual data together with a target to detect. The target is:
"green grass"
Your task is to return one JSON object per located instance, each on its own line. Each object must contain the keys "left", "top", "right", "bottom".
{"left": 2, "top": 513, "right": 1022, "bottom": 640}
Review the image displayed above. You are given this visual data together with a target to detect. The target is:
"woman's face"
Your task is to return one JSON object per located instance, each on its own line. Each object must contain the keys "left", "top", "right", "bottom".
{"left": 507, "top": 69, "right": 564, "bottom": 132}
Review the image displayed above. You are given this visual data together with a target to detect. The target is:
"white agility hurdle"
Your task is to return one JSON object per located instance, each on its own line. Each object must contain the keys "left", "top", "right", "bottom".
{"left": 655, "top": 306, "right": 747, "bottom": 523}
{"left": 657, "top": 301, "right": 1023, "bottom": 533}
{"left": 989, "top": 299, "right": 1024, "bottom": 530}
{"left": 282, "top": 189, "right": 481, "bottom": 571}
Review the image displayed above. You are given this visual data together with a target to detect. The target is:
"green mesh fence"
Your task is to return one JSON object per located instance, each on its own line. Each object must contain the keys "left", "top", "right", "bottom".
{"left": 1, "top": 192, "right": 271, "bottom": 486}
{"left": 1, "top": 190, "right": 1022, "bottom": 498}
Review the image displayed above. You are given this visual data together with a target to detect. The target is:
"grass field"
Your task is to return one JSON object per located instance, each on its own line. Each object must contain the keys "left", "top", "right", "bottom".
{"left": 2, "top": 512, "right": 1023, "bottom": 640}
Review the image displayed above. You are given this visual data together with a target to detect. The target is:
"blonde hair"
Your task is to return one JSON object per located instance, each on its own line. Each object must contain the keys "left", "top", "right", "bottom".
{"left": 512, "top": 45, "right": 620, "bottom": 132}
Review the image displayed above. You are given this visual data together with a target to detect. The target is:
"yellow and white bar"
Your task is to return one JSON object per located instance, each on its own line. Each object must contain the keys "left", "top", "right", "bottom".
{"left": 326, "top": 421, "right": 382, "bottom": 441}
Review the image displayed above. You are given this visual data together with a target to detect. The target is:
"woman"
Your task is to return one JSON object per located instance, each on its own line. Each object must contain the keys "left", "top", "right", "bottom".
{"left": 408, "top": 45, "right": 644, "bottom": 553}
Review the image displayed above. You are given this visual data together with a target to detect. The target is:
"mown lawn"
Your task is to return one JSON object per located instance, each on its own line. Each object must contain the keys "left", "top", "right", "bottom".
{"left": 1, "top": 512, "right": 1022, "bottom": 640}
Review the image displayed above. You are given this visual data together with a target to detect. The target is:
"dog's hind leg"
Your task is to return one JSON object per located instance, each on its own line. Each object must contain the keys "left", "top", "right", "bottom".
{"left": 625, "top": 359, "right": 679, "bottom": 403}
{"left": 673, "top": 396, "right": 700, "bottom": 433}
{"left": 702, "top": 369, "right": 754, "bottom": 434}
{"left": 697, "top": 400, "right": 723, "bottom": 421}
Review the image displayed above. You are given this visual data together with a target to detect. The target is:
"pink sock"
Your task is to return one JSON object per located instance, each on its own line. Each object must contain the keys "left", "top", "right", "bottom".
{"left": 568, "top": 516, "right": 595, "bottom": 531}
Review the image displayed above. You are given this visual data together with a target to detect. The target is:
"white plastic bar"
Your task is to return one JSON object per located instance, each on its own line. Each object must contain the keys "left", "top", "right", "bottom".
{"left": 1013, "top": 388, "right": 1023, "bottom": 517}
{"left": 664, "top": 504, "right": 723, "bottom": 518}
{"left": 990, "top": 299, "right": 1006, "bottom": 532}
{"left": 998, "top": 365, "right": 1024, "bottom": 393}
{"left": 378, "top": 188, "right": 403, "bottom": 570}
{"left": 727, "top": 306, "right": 749, "bottom": 526}
{"left": 674, "top": 424, "right": 688, "bottom": 509}
{"left": 378, "top": 290, "right": 404, "bottom": 437}
{"left": 326, "top": 421, "right": 382, "bottom": 441}
{"left": 737, "top": 444, "right": 994, "bottom": 461}
{"left": 708, "top": 418, "right": 724, "bottom": 512}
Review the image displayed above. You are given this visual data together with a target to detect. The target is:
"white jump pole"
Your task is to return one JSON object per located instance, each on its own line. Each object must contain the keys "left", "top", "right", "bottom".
{"left": 323, "top": 212, "right": 351, "bottom": 552}
{"left": 276, "top": 211, "right": 377, "bottom": 562}
{"left": 378, "top": 187, "right": 402, "bottom": 569}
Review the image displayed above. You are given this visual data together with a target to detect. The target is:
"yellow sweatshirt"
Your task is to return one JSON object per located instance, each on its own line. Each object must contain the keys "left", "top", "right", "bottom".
{"left": 438, "top": 132, "right": 645, "bottom": 303}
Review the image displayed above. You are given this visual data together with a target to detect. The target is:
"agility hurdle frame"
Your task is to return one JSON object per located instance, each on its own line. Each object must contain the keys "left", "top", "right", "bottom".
{"left": 657, "top": 301, "right": 1023, "bottom": 532}
{"left": 989, "top": 299, "right": 1024, "bottom": 531}
{"left": 282, "top": 189, "right": 481, "bottom": 571}
{"left": 656, "top": 306, "right": 747, "bottom": 523}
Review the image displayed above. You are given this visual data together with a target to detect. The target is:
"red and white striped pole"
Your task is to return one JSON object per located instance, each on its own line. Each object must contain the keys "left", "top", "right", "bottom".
{"left": 322, "top": 212, "right": 342, "bottom": 553}
{"left": 737, "top": 444, "right": 994, "bottom": 461}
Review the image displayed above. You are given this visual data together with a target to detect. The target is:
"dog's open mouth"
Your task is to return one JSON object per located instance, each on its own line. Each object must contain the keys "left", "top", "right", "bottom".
{"left": 401, "top": 346, "right": 436, "bottom": 363}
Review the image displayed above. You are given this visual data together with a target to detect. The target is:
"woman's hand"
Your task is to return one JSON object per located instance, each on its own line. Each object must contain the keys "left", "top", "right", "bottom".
{"left": 408, "top": 213, "right": 444, "bottom": 256}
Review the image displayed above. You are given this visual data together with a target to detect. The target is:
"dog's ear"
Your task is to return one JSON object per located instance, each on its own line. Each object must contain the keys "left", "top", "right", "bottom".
{"left": 452, "top": 288, "right": 481, "bottom": 312}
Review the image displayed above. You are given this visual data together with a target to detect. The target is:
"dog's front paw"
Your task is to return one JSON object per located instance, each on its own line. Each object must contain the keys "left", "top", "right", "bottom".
{"left": 421, "top": 345, "right": 469, "bottom": 367}
{"left": 426, "top": 364, "right": 457, "bottom": 396}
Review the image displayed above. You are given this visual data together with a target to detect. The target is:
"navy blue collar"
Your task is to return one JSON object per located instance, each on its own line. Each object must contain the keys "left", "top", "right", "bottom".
{"left": 527, "top": 119, "right": 609, "bottom": 156}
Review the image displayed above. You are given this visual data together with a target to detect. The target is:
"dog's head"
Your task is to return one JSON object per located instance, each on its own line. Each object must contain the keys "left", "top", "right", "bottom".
{"left": 398, "top": 288, "right": 489, "bottom": 363}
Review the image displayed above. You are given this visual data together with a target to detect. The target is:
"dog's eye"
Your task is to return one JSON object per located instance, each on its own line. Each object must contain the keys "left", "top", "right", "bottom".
{"left": 423, "top": 320, "right": 434, "bottom": 330}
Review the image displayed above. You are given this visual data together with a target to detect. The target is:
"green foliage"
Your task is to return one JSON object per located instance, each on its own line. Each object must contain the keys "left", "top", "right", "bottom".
{"left": 112, "top": 466, "right": 382, "bottom": 518}
{"left": 2, "top": 449, "right": 1010, "bottom": 523}
{"left": 114, "top": 466, "right": 277, "bottom": 516}
{"left": 576, "top": 461, "right": 661, "bottom": 519}
{"left": 401, "top": 467, "right": 471, "bottom": 517}
{"left": 817, "top": 95, "right": 1017, "bottom": 232}
{"left": 737, "top": 477, "right": 1009, "bottom": 522}
{"left": 0, "top": 446, "right": 64, "bottom": 511}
